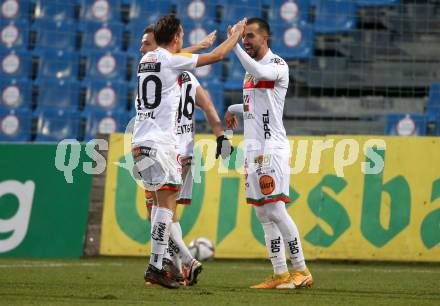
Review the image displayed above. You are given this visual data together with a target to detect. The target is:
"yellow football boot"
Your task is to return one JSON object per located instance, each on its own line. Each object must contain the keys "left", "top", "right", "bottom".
{"left": 276, "top": 267, "right": 314, "bottom": 289}
{"left": 250, "top": 271, "right": 290, "bottom": 289}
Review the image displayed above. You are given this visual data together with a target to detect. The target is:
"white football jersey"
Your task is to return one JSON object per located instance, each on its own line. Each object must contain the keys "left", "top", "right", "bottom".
{"left": 242, "top": 49, "right": 289, "bottom": 152}
{"left": 132, "top": 47, "right": 199, "bottom": 146}
{"left": 177, "top": 71, "right": 200, "bottom": 156}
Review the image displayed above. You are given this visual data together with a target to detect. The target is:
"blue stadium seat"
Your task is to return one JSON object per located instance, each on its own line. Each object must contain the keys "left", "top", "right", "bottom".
{"left": 126, "top": 83, "right": 136, "bottom": 104}
{"left": 34, "top": 108, "right": 81, "bottom": 141}
{"left": 34, "top": 0, "right": 78, "bottom": 21}
{"left": 313, "top": 0, "right": 357, "bottom": 34}
{"left": 80, "top": 21, "right": 124, "bottom": 51}
{"left": 220, "top": 0, "right": 263, "bottom": 28}
{"left": 35, "top": 78, "right": 81, "bottom": 110}
{"left": 0, "top": 108, "right": 31, "bottom": 141}
{"left": 176, "top": 0, "right": 218, "bottom": 23}
{"left": 125, "top": 0, "right": 173, "bottom": 24}
{"left": 181, "top": 19, "right": 217, "bottom": 51}
{"left": 0, "top": 0, "right": 31, "bottom": 21}
{"left": 34, "top": 49, "right": 80, "bottom": 80}
{"left": 82, "top": 50, "right": 127, "bottom": 81}
{"left": 196, "top": 79, "right": 224, "bottom": 121}
{"left": 268, "top": 0, "right": 311, "bottom": 25}
{"left": 271, "top": 21, "right": 314, "bottom": 59}
{"left": 356, "top": 0, "right": 399, "bottom": 6}
{"left": 385, "top": 113, "right": 427, "bottom": 136}
{"left": 32, "top": 19, "right": 78, "bottom": 51}
{"left": 126, "top": 22, "right": 146, "bottom": 53}
{"left": 83, "top": 80, "right": 128, "bottom": 111}
{"left": 224, "top": 56, "right": 245, "bottom": 90}
{"left": 80, "top": 0, "right": 122, "bottom": 23}
{"left": 0, "top": 49, "right": 30, "bottom": 78}
{"left": 129, "top": 53, "right": 142, "bottom": 81}
{"left": 426, "top": 83, "right": 440, "bottom": 122}
{"left": 0, "top": 19, "right": 29, "bottom": 50}
{"left": 0, "top": 78, "right": 31, "bottom": 109}
{"left": 82, "top": 109, "right": 127, "bottom": 140}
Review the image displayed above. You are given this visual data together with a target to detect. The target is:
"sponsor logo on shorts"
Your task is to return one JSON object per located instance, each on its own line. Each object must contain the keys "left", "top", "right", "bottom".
{"left": 132, "top": 146, "right": 157, "bottom": 158}
{"left": 259, "top": 175, "right": 275, "bottom": 195}
{"left": 254, "top": 154, "right": 271, "bottom": 168}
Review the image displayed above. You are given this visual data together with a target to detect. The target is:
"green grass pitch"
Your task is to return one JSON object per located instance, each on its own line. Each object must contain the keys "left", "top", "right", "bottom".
{"left": 0, "top": 258, "right": 439, "bottom": 305}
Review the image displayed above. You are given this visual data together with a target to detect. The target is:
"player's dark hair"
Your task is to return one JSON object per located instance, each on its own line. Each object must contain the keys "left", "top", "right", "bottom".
{"left": 154, "top": 14, "right": 181, "bottom": 46}
{"left": 247, "top": 17, "right": 271, "bottom": 36}
{"left": 143, "top": 24, "right": 154, "bottom": 34}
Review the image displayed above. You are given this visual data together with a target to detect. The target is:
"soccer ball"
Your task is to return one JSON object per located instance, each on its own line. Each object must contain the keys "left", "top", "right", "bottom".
{"left": 188, "top": 237, "right": 215, "bottom": 261}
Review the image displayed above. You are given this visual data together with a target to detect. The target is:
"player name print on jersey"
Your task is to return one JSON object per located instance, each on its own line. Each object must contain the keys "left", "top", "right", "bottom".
{"left": 176, "top": 71, "right": 199, "bottom": 156}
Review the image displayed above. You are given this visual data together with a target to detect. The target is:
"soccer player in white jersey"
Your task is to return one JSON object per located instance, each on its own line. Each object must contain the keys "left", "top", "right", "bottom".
{"left": 132, "top": 14, "right": 245, "bottom": 289}
{"left": 138, "top": 25, "right": 229, "bottom": 286}
{"left": 224, "top": 18, "right": 314, "bottom": 289}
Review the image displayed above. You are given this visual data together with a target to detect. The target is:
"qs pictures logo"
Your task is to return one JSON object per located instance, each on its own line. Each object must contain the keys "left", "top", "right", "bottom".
{"left": 0, "top": 180, "right": 35, "bottom": 253}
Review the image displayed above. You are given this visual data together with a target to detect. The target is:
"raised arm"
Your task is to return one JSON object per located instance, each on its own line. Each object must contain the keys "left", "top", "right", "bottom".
{"left": 181, "top": 31, "right": 217, "bottom": 53}
{"left": 196, "top": 18, "right": 247, "bottom": 67}
{"left": 233, "top": 44, "right": 278, "bottom": 80}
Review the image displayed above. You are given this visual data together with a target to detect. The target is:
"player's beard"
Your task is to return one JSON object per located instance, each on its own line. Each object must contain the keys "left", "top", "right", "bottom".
{"left": 245, "top": 45, "right": 259, "bottom": 59}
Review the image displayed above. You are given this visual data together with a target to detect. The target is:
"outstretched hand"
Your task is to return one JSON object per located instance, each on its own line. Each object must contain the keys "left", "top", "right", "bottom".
{"left": 227, "top": 25, "right": 233, "bottom": 39}
{"left": 232, "top": 18, "right": 247, "bottom": 36}
{"left": 199, "top": 30, "right": 217, "bottom": 49}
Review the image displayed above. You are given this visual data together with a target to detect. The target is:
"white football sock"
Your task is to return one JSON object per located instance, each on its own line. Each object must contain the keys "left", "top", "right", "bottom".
{"left": 170, "top": 221, "right": 193, "bottom": 266}
{"left": 168, "top": 238, "right": 182, "bottom": 273}
{"left": 255, "top": 206, "right": 288, "bottom": 275}
{"left": 149, "top": 207, "right": 173, "bottom": 269}
{"left": 265, "top": 202, "right": 306, "bottom": 272}
{"left": 151, "top": 205, "right": 158, "bottom": 221}
{"left": 163, "top": 246, "right": 172, "bottom": 262}
{"left": 261, "top": 222, "right": 289, "bottom": 275}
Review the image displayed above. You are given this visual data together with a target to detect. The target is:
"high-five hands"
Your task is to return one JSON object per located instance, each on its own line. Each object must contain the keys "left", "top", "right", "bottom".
{"left": 228, "top": 18, "right": 247, "bottom": 38}
{"left": 199, "top": 30, "right": 217, "bottom": 49}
